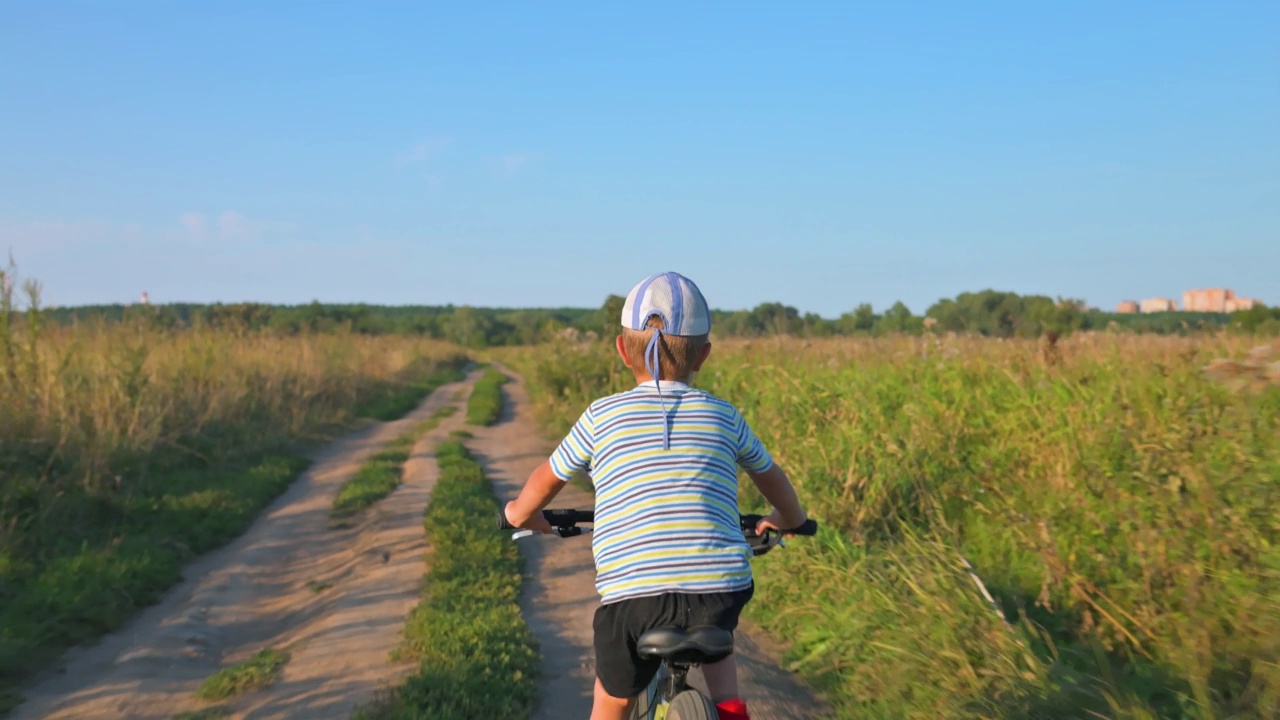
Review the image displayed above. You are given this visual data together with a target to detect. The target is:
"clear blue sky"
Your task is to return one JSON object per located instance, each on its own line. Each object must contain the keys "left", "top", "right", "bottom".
{"left": 2, "top": 1, "right": 1277, "bottom": 315}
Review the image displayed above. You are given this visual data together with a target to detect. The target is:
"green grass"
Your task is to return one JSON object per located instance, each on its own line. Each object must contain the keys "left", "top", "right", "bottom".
{"left": 330, "top": 404, "right": 459, "bottom": 520}
{"left": 514, "top": 336, "right": 1280, "bottom": 719}
{"left": 357, "top": 361, "right": 468, "bottom": 421}
{"left": 0, "top": 453, "right": 307, "bottom": 715}
{"left": 465, "top": 369, "right": 508, "bottom": 426}
{"left": 173, "top": 705, "right": 232, "bottom": 719}
{"left": 353, "top": 441, "right": 538, "bottom": 720}
{"left": 195, "top": 648, "right": 291, "bottom": 701}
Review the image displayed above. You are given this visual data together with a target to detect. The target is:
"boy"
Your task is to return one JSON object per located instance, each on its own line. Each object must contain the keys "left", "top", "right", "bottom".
{"left": 502, "top": 272, "right": 808, "bottom": 720}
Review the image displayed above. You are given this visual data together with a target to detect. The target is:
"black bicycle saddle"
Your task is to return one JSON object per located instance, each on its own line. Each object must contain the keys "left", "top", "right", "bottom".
{"left": 636, "top": 625, "right": 734, "bottom": 665}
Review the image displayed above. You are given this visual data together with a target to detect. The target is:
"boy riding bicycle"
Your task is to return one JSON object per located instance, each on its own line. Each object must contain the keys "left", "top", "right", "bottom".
{"left": 503, "top": 272, "right": 809, "bottom": 720}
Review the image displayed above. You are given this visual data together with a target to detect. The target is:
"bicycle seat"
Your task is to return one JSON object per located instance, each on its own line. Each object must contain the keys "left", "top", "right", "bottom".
{"left": 636, "top": 625, "right": 734, "bottom": 664}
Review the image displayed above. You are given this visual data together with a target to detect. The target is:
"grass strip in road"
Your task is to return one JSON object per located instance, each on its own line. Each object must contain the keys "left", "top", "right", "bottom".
{"left": 330, "top": 405, "right": 458, "bottom": 521}
{"left": 465, "top": 369, "right": 508, "bottom": 426}
{"left": 357, "top": 360, "right": 468, "bottom": 421}
{"left": 173, "top": 706, "right": 232, "bottom": 720}
{"left": 194, "top": 648, "right": 291, "bottom": 701}
{"left": 353, "top": 440, "right": 538, "bottom": 720}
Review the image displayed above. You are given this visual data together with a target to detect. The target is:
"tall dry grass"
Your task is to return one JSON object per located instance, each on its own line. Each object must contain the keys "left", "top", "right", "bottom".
{"left": 0, "top": 267, "right": 467, "bottom": 707}
{"left": 512, "top": 333, "right": 1279, "bottom": 719}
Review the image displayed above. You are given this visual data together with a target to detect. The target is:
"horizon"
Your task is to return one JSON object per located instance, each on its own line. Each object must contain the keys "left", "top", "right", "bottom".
{"left": 34, "top": 285, "right": 1267, "bottom": 319}
{"left": 3, "top": 2, "right": 1277, "bottom": 314}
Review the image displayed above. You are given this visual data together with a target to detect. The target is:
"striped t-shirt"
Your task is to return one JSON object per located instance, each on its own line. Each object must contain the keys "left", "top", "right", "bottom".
{"left": 549, "top": 381, "right": 775, "bottom": 604}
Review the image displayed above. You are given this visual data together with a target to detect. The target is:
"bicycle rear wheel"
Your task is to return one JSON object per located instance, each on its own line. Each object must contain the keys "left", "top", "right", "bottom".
{"left": 629, "top": 671, "right": 663, "bottom": 720}
{"left": 666, "top": 689, "right": 718, "bottom": 720}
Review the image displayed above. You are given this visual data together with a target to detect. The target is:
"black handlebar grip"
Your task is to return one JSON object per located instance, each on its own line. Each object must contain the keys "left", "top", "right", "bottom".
{"left": 739, "top": 514, "right": 819, "bottom": 536}
{"left": 790, "top": 519, "right": 819, "bottom": 536}
{"left": 497, "top": 509, "right": 516, "bottom": 530}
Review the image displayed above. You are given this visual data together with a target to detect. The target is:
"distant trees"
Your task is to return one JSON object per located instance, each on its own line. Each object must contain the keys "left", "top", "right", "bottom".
{"left": 1229, "top": 303, "right": 1280, "bottom": 334}
{"left": 925, "top": 291, "right": 1086, "bottom": 338}
{"left": 41, "top": 290, "right": 1270, "bottom": 346}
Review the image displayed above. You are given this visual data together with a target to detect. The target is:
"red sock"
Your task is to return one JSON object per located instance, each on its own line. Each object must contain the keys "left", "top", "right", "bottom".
{"left": 716, "top": 698, "right": 750, "bottom": 720}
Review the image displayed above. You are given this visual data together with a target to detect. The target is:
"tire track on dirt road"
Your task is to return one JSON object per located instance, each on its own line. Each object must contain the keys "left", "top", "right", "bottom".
{"left": 11, "top": 369, "right": 483, "bottom": 720}
{"left": 470, "top": 366, "right": 831, "bottom": 720}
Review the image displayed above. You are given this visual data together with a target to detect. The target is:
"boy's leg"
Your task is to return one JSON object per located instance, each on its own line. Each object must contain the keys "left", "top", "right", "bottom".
{"left": 591, "top": 678, "right": 635, "bottom": 720}
{"left": 682, "top": 585, "right": 755, "bottom": 720}
{"left": 701, "top": 654, "right": 740, "bottom": 701}
{"left": 594, "top": 598, "right": 664, "bottom": 720}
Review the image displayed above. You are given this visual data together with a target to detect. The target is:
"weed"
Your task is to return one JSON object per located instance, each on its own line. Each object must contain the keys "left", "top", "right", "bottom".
{"left": 331, "top": 388, "right": 465, "bottom": 521}
{"left": 195, "top": 648, "right": 290, "bottom": 701}
{"left": 516, "top": 335, "right": 1280, "bottom": 719}
{"left": 466, "top": 369, "right": 508, "bottom": 426}
{"left": 354, "top": 441, "right": 538, "bottom": 719}
{"left": 174, "top": 706, "right": 232, "bottom": 720}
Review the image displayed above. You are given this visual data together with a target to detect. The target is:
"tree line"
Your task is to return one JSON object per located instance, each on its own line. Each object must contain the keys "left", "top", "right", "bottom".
{"left": 44, "top": 290, "right": 1277, "bottom": 346}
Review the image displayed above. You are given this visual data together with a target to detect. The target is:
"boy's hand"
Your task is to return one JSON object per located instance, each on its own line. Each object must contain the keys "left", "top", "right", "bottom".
{"left": 505, "top": 501, "right": 555, "bottom": 535}
{"left": 755, "top": 508, "right": 803, "bottom": 536}
{"left": 503, "top": 460, "right": 567, "bottom": 535}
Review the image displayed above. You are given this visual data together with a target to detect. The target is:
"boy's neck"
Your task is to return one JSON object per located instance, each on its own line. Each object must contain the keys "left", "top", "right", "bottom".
{"left": 631, "top": 372, "right": 693, "bottom": 387}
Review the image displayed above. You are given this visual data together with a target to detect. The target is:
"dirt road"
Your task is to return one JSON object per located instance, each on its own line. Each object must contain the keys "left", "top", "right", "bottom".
{"left": 471, "top": 368, "right": 830, "bottom": 720}
{"left": 14, "top": 365, "right": 827, "bottom": 719}
{"left": 11, "top": 369, "right": 482, "bottom": 720}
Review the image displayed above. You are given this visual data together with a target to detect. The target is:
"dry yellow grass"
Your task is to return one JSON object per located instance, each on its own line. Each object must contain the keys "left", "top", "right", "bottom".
{"left": 0, "top": 279, "right": 467, "bottom": 709}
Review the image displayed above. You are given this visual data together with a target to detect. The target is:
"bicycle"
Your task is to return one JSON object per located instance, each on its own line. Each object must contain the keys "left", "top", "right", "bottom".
{"left": 497, "top": 508, "right": 818, "bottom": 720}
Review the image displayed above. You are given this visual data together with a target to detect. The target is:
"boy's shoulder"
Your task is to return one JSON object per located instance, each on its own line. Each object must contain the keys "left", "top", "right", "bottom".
{"left": 585, "top": 386, "right": 742, "bottom": 417}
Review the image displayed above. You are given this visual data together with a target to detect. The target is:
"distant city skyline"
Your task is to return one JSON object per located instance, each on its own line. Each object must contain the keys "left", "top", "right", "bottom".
{"left": 2, "top": 3, "right": 1277, "bottom": 315}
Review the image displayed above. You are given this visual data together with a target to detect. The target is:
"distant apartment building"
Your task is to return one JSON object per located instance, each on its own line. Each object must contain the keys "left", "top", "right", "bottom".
{"left": 1182, "top": 288, "right": 1234, "bottom": 312}
{"left": 1116, "top": 300, "right": 1139, "bottom": 314}
{"left": 1225, "top": 297, "right": 1258, "bottom": 312}
{"left": 1140, "top": 298, "right": 1177, "bottom": 313}
{"left": 1181, "top": 288, "right": 1262, "bottom": 313}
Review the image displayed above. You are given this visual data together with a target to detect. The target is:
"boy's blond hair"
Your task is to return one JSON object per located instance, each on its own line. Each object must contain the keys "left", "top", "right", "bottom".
{"left": 621, "top": 316, "right": 708, "bottom": 382}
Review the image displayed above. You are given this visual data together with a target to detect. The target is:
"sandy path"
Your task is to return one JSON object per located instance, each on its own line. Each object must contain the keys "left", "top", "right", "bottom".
{"left": 11, "top": 369, "right": 481, "bottom": 720}
{"left": 471, "top": 367, "right": 830, "bottom": 720}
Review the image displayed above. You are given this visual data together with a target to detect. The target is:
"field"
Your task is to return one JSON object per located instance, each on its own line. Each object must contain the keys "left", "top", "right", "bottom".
{"left": 509, "top": 334, "right": 1279, "bottom": 719}
{"left": 5, "top": 269, "right": 1278, "bottom": 720}
{"left": 0, "top": 300, "right": 466, "bottom": 708}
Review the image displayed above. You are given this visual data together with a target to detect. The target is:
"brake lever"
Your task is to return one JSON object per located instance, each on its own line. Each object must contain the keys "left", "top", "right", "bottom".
{"left": 511, "top": 527, "right": 587, "bottom": 541}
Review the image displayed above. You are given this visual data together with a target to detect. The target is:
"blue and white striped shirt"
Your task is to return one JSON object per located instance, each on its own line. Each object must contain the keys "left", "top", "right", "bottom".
{"left": 549, "top": 381, "right": 774, "bottom": 603}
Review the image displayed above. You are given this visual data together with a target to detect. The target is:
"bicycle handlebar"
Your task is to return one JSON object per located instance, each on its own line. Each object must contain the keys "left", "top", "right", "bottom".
{"left": 497, "top": 508, "right": 818, "bottom": 537}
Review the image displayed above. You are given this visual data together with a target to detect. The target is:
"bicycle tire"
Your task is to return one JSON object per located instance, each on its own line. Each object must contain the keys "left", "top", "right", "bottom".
{"left": 666, "top": 690, "right": 718, "bottom": 720}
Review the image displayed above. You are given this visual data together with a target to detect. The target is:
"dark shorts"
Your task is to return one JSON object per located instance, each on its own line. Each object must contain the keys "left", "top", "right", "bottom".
{"left": 593, "top": 584, "right": 754, "bottom": 699}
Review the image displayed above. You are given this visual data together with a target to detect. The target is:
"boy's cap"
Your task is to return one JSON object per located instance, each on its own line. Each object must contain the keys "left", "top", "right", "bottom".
{"left": 621, "top": 272, "right": 711, "bottom": 336}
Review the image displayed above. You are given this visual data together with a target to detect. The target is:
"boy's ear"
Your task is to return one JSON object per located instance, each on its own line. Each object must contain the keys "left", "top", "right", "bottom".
{"left": 691, "top": 341, "right": 712, "bottom": 371}
{"left": 615, "top": 335, "right": 633, "bottom": 369}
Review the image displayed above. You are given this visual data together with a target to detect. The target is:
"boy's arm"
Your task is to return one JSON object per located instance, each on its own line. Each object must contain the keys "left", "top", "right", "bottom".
{"left": 505, "top": 404, "right": 594, "bottom": 534}
{"left": 746, "top": 463, "right": 808, "bottom": 532}
{"left": 731, "top": 406, "right": 807, "bottom": 532}
{"left": 503, "top": 460, "right": 564, "bottom": 534}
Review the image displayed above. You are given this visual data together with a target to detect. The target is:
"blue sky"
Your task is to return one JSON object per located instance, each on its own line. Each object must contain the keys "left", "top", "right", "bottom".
{"left": 2, "top": 1, "right": 1277, "bottom": 315}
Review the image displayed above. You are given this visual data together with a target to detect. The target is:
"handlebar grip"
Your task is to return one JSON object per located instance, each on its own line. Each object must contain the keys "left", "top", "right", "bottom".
{"left": 789, "top": 519, "right": 819, "bottom": 536}
{"left": 496, "top": 509, "right": 516, "bottom": 530}
{"left": 739, "top": 514, "right": 819, "bottom": 536}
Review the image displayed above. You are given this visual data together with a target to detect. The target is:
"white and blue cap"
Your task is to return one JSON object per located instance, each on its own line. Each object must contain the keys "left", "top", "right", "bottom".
{"left": 620, "top": 272, "right": 711, "bottom": 450}
{"left": 621, "top": 271, "right": 712, "bottom": 337}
